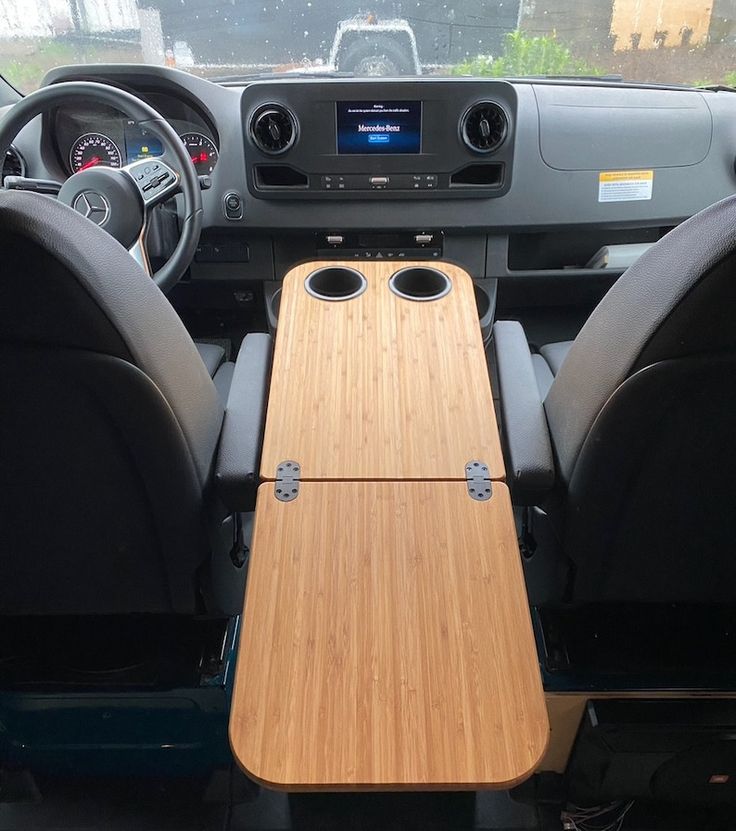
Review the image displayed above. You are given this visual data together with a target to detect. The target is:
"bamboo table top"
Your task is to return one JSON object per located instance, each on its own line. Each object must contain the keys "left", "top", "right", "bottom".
{"left": 259, "top": 260, "right": 504, "bottom": 482}
{"left": 230, "top": 480, "right": 548, "bottom": 791}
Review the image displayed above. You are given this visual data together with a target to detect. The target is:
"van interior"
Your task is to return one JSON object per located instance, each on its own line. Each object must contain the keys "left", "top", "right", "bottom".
{"left": 2, "top": 11, "right": 736, "bottom": 830}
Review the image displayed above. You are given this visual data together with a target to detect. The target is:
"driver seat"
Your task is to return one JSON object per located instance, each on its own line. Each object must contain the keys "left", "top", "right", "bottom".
{"left": 0, "top": 191, "right": 271, "bottom": 616}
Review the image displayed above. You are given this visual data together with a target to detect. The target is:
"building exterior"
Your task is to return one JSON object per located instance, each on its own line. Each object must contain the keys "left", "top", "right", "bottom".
{"left": 610, "top": 0, "right": 714, "bottom": 50}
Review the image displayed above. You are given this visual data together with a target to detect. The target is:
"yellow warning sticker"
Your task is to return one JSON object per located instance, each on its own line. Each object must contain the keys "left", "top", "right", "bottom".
{"left": 598, "top": 170, "right": 654, "bottom": 203}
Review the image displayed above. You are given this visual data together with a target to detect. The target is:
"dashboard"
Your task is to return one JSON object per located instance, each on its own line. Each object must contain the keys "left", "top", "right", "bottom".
{"left": 5, "top": 64, "right": 736, "bottom": 286}
{"left": 51, "top": 92, "right": 219, "bottom": 176}
{"left": 242, "top": 82, "right": 515, "bottom": 200}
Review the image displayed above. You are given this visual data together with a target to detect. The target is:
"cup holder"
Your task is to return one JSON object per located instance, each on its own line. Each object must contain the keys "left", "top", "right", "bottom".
{"left": 271, "top": 287, "right": 282, "bottom": 318}
{"left": 474, "top": 283, "right": 490, "bottom": 318}
{"left": 304, "top": 266, "right": 367, "bottom": 301}
{"left": 388, "top": 267, "right": 452, "bottom": 302}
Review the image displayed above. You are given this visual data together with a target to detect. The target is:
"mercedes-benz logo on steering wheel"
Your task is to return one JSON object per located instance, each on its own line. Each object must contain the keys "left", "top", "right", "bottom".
{"left": 72, "top": 190, "right": 110, "bottom": 227}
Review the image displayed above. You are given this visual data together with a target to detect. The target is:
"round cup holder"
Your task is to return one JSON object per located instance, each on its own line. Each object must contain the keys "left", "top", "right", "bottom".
{"left": 474, "top": 283, "right": 490, "bottom": 318}
{"left": 304, "top": 266, "right": 367, "bottom": 301}
{"left": 388, "top": 267, "right": 452, "bottom": 302}
{"left": 271, "top": 287, "right": 282, "bottom": 318}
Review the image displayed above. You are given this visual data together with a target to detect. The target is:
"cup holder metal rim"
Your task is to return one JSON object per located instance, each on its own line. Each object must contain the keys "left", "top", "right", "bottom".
{"left": 304, "top": 266, "right": 368, "bottom": 302}
{"left": 388, "top": 266, "right": 453, "bottom": 302}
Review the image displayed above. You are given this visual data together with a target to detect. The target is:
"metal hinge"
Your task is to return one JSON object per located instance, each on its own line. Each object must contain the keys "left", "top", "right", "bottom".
{"left": 275, "top": 460, "right": 301, "bottom": 502}
{"left": 465, "top": 460, "right": 492, "bottom": 501}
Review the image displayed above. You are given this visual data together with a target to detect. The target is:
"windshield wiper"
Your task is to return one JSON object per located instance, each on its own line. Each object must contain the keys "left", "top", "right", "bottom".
{"left": 697, "top": 84, "right": 736, "bottom": 92}
{"left": 530, "top": 73, "right": 624, "bottom": 82}
{"left": 211, "top": 70, "right": 355, "bottom": 84}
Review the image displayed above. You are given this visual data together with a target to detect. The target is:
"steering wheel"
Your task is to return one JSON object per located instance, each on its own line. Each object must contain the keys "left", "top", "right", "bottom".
{"left": 0, "top": 81, "right": 202, "bottom": 293}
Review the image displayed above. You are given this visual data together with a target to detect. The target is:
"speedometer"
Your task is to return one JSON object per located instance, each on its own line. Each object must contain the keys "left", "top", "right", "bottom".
{"left": 180, "top": 132, "right": 219, "bottom": 174}
{"left": 70, "top": 133, "right": 122, "bottom": 174}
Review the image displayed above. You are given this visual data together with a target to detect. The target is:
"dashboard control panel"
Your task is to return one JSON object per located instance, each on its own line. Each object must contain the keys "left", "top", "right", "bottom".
{"left": 242, "top": 80, "right": 516, "bottom": 201}
{"left": 315, "top": 230, "right": 443, "bottom": 260}
{"left": 320, "top": 173, "right": 439, "bottom": 191}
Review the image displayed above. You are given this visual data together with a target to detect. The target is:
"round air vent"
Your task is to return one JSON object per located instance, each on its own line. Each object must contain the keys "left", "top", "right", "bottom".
{"left": 460, "top": 102, "right": 508, "bottom": 154}
{"left": 250, "top": 104, "right": 298, "bottom": 155}
{"left": 2, "top": 145, "right": 25, "bottom": 183}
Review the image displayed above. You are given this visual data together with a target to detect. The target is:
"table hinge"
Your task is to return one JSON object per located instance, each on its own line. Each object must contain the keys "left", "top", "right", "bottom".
{"left": 275, "top": 460, "right": 301, "bottom": 502}
{"left": 465, "top": 460, "right": 492, "bottom": 501}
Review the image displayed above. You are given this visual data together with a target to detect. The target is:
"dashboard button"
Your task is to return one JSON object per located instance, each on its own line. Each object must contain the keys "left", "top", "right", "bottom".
{"left": 224, "top": 191, "right": 243, "bottom": 220}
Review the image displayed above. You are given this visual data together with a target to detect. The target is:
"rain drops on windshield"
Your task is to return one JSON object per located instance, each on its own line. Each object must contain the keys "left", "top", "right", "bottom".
{"left": 1, "top": 0, "right": 736, "bottom": 91}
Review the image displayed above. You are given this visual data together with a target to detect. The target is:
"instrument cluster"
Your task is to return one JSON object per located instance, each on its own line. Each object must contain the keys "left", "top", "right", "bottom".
{"left": 52, "top": 91, "right": 219, "bottom": 178}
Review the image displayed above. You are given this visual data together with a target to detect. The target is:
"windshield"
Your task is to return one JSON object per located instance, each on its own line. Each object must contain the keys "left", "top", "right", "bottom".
{"left": 1, "top": 1, "right": 735, "bottom": 92}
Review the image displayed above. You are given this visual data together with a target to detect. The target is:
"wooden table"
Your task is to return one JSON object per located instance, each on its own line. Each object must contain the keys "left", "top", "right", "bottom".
{"left": 231, "top": 480, "right": 548, "bottom": 790}
{"left": 260, "top": 260, "right": 504, "bottom": 482}
{"left": 230, "top": 260, "right": 548, "bottom": 791}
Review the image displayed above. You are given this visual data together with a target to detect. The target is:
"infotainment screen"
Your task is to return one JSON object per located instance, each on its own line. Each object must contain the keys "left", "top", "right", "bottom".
{"left": 337, "top": 101, "right": 421, "bottom": 155}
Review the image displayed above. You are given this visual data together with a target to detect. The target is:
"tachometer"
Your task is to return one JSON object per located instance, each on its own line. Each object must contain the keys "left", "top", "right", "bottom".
{"left": 70, "top": 133, "right": 122, "bottom": 173}
{"left": 180, "top": 132, "right": 219, "bottom": 174}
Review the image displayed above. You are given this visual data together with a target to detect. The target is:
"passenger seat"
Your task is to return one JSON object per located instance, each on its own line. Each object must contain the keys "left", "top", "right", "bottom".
{"left": 530, "top": 341, "right": 573, "bottom": 399}
{"left": 195, "top": 342, "right": 235, "bottom": 404}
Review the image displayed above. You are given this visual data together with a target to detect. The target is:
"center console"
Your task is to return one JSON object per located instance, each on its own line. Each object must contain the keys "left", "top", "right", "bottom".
{"left": 241, "top": 80, "right": 516, "bottom": 200}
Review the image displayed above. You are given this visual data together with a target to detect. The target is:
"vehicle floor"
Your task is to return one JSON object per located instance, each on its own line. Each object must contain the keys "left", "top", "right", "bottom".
{"left": 1, "top": 773, "right": 734, "bottom": 831}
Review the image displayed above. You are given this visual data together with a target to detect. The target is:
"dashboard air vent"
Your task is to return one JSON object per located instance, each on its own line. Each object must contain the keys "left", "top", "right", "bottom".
{"left": 251, "top": 104, "right": 298, "bottom": 155}
{"left": 2, "top": 145, "right": 25, "bottom": 183}
{"left": 460, "top": 102, "right": 508, "bottom": 154}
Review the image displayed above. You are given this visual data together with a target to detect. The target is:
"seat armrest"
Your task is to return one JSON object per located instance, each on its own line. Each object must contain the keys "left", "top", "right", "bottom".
{"left": 493, "top": 321, "right": 555, "bottom": 505}
{"left": 214, "top": 333, "right": 272, "bottom": 512}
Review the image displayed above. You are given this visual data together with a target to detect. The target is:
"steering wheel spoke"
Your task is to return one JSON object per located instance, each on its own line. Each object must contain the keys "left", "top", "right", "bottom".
{"left": 128, "top": 231, "right": 152, "bottom": 276}
{"left": 0, "top": 82, "right": 202, "bottom": 293}
{"left": 122, "top": 158, "right": 180, "bottom": 208}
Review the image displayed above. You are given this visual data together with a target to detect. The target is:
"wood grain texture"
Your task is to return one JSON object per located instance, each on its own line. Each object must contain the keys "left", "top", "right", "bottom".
{"left": 230, "top": 480, "right": 548, "bottom": 790}
{"left": 260, "top": 260, "right": 503, "bottom": 481}
{"left": 541, "top": 695, "right": 588, "bottom": 774}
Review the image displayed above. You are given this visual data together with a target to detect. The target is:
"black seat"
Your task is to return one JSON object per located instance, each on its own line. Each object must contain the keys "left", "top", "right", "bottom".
{"left": 0, "top": 191, "right": 271, "bottom": 616}
{"left": 493, "top": 193, "right": 736, "bottom": 606}
{"left": 195, "top": 342, "right": 236, "bottom": 403}
{"left": 530, "top": 340, "right": 572, "bottom": 399}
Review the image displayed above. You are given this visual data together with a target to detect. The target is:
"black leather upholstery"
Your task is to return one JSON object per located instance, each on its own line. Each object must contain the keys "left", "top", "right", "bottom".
{"left": 530, "top": 341, "right": 572, "bottom": 399}
{"left": 538, "top": 341, "right": 572, "bottom": 379}
{"left": 493, "top": 192, "right": 736, "bottom": 605}
{"left": 196, "top": 342, "right": 226, "bottom": 376}
{"left": 213, "top": 361, "right": 235, "bottom": 404}
{"left": 0, "top": 190, "right": 270, "bottom": 615}
{"left": 493, "top": 321, "right": 555, "bottom": 505}
{"left": 545, "top": 195, "right": 736, "bottom": 483}
{"left": 531, "top": 354, "right": 555, "bottom": 400}
{"left": 195, "top": 342, "right": 236, "bottom": 403}
{"left": 215, "top": 334, "right": 272, "bottom": 512}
